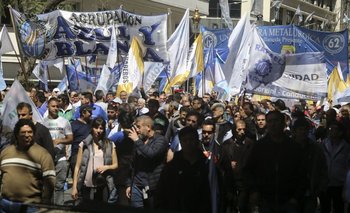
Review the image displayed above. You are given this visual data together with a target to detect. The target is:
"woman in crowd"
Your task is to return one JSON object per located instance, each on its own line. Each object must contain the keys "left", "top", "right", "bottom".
{"left": 71, "top": 117, "right": 118, "bottom": 203}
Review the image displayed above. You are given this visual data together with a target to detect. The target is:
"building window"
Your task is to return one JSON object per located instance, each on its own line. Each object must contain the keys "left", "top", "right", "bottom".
{"left": 209, "top": 0, "right": 241, "bottom": 18}
{"left": 0, "top": 7, "right": 11, "bottom": 25}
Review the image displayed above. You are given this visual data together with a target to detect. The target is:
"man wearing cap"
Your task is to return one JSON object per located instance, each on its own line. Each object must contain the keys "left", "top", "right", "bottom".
{"left": 73, "top": 92, "right": 108, "bottom": 121}
{"left": 52, "top": 88, "right": 61, "bottom": 98}
{"left": 43, "top": 97, "right": 73, "bottom": 205}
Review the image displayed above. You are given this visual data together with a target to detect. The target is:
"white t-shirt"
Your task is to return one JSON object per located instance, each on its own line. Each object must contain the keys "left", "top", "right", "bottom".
{"left": 43, "top": 116, "right": 73, "bottom": 161}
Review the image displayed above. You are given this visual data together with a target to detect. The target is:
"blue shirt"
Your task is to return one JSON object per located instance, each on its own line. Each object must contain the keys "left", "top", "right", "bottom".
{"left": 74, "top": 103, "right": 108, "bottom": 121}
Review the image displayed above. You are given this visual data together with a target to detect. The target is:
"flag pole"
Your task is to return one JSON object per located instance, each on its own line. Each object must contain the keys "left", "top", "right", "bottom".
{"left": 7, "top": 5, "right": 26, "bottom": 73}
{"left": 63, "top": 57, "right": 71, "bottom": 94}
{"left": 46, "top": 64, "right": 52, "bottom": 91}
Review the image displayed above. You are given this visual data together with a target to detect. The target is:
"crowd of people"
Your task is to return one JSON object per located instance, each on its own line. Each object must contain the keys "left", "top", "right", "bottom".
{"left": 0, "top": 86, "right": 350, "bottom": 213}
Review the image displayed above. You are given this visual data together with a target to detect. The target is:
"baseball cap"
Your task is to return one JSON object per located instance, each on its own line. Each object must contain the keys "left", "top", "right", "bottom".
{"left": 52, "top": 88, "right": 60, "bottom": 93}
{"left": 112, "top": 97, "right": 123, "bottom": 104}
{"left": 80, "top": 104, "right": 95, "bottom": 114}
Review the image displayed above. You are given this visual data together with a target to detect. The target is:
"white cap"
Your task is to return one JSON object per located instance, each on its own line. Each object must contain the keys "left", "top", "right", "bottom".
{"left": 112, "top": 97, "right": 122, "bottom": 104}
{"left": 52, "top": 88, "right": 60, "bottom": 94}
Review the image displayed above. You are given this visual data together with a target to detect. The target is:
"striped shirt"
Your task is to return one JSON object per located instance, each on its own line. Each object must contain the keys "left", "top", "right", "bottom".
{"left": 0, "top": 143, "right": 55, "bottom": 203}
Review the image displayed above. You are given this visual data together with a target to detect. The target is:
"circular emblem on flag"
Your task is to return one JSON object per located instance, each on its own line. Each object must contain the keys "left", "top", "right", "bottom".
{"left": 19, "top": 20, "right": 46, "bottom": 58}
{"left": 254, "top": 59, "right": 272, "bottom": 78}
{"left": 322, "top": 34, "right": 345, "bottom": 55}
{"left": 203, "top": 31, "right": 217, "bottom": 48}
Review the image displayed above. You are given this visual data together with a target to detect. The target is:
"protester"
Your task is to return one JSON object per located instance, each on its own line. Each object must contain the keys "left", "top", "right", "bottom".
{"left": 0, "top": 119, "right": 55, "bottom": 211}
{"left": 71, "top": 118, "right": 118, "bottom": 203}
{"left": 158, "top": 126, "right": 211, "bottom": 212}
{"left": 70, "top": 105, "right": 93, "bottom": 176}
{"left": 319, "top": 121, "right": 350, "bottom": 213}
{"left": 126, "top": 115, "right": 168, "bottom": 208}
{"left": 43, "top": 97, "right": 73, "bottom": 205}
{"left": 244, "top": 111, "right": 305, "bottom": 212}
{"left": 145, "top": 99, "right": 169, "bottom": 136}
{"left": 119, "top": 91, "right": 128, "bottom": 104}
{"left": 74, "top": 92, "right": 108, "bottom": 121}
{"left": 57, "top": 93, "right": 75, "bottom": 122}
{"left": 108, "top": 111, "right": 135, "bottom": 206}
{"left": 94, "top": 90, "right": 108, "bottom": 113}
{"left": 292, "top": 117, "right": 328, "bottom": 213}
{"left": 135, "top": 98, "right": 149, "bottom": 116}
{"left": 16, "top": 102, "right": 55, "bottom": 160}
{"left": 255, "top": 112, "right": 267, "bottom": 140}
{"left": 222, "top": 120, "right": 254, "bottom": 213}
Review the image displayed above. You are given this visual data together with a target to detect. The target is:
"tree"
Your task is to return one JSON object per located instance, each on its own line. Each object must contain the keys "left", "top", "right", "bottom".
{"left": 0, "top": 0, "right": 69, "bottom": 89}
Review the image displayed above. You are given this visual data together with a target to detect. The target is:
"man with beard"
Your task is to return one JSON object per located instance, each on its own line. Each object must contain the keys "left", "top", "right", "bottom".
{"left": 126, "top": 115, "right": 168, "bottom": 209}
{"left": 222, "top": 120, "right": 254, "bottom": 213}
{"left": 211, "top": 103, "right": 233, "bottom": 144}
{"left": 255, "top": 113, "right": 267, "bottom": 141}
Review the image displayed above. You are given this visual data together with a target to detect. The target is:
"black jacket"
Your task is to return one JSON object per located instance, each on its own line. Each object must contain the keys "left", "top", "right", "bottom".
{"left": 244, "top": 133, "right": 306, "bottom": 203}
{"left": 129, "top": 134, "right": 168, "bottom": 191}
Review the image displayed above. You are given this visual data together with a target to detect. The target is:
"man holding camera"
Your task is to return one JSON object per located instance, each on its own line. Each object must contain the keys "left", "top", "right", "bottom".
{"left": 126, "top": 115, "right": 168, "bottom": 208}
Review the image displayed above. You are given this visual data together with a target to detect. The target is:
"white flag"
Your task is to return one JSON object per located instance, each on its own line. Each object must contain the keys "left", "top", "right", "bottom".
{"left": 95, "top": 64, "right": 112, "bottom": 95}
{"left": 223, "top": 13, "right": 252, "bottom": 95}
{"left": 0, "top": 80, "right": 43, "bottom": 147}
{"left": 213, "top": 57, "right": 229, "bottom": 100}
{"left": 219, "top": 0, "right": 233, "bottom": 30}
{"left": 143, "top": 62, "right": 165, "bottom": 92}
{"left": 116, "top": 38, "right": 144, "bottom": 95}
{"left": 0, "top": 25, "right": 14, "bottom": 55}
{"left": 106, "top": 25, "right": 118, "bottom": 68}
{"left": 245, "top": 28, "right": 286, "bottom": 90}
{"left": 32, "top": 60, "right": 48, "bottom": 90}
{"left": 165, "top": 9, "right": 189, "bottom": 93}
{"left": 273, "top": 52, "right": 327, "bottom": 96}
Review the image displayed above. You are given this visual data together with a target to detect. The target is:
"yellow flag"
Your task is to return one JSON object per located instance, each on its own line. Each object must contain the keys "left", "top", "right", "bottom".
{"left": 328, "top": 66, "right": 347, "bottom": 102}
{"left": 116, "top": 38, "right": 144, "bottom": 96}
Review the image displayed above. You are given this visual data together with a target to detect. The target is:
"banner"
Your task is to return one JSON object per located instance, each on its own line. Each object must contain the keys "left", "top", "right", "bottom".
{"left": 247, "top": 83, "right": 320, "bottom": 100}
{"left": 11, "top": 8, "right": 167, "bottom": 62}
{"left": 273, "top": 52, "right": 327, "bottom": 96}
{"left": 257, "top": 25, "right": 349, "bottom": 77}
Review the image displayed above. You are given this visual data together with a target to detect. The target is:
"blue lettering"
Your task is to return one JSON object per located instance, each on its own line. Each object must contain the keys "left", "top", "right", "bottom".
{"left": 55, "top": 42, "right": 75, "bottom": 57}
{"left": 74, "top": 41, "right": 93, "bottom": 55}
{"left": 139, "top": 22, "right": 160, "bottom": 45}
{"left": 54, "top": 16, "right": 76, "bottom": 39}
